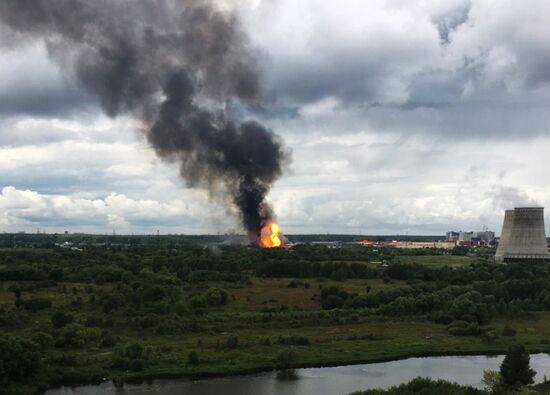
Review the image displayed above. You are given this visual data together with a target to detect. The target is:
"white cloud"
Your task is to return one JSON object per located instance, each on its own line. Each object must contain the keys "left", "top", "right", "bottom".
{"left": 269, "top": 133, "right": 550, "bottom": 235}
{"left": 2, "top": 0, "right": 550, "bottom": 235}
{"left": 0, "top": 186, "right": 233, "bottom": 233}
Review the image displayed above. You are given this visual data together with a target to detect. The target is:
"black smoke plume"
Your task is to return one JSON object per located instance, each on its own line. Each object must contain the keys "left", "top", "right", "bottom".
{"left": 0, "top": 0, "right": 290, "bottom": 239}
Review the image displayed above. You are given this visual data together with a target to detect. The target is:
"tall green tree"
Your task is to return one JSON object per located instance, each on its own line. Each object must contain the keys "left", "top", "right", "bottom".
{"left": 499, "top": 344, "right": 535, "bottom": 388}
{"left": 0, "top": 336, "right": 43, "bottom": 386}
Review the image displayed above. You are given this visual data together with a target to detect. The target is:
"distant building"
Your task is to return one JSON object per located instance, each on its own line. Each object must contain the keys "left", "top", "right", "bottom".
{"left": 446, "top": 231, "right": 459, "bottom": 242}
{"left": 476, "top": 231, "right": 495, "bottom": 243}
{"left": 446, "top": 228, "right": 495, "bottom": 247}
{"left": 309, "top": 241, "right": 342, "bottom": 249}
{"left": 458, "top": 231, "right": 474, "bottom": 242}
{"left": 357, "top": 240, "right": 456, "bottom": 250}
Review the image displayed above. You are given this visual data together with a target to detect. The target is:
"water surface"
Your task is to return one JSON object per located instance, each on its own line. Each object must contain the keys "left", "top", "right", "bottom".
{"left": 45, "top": 353, "right": 550, "bottom": 395}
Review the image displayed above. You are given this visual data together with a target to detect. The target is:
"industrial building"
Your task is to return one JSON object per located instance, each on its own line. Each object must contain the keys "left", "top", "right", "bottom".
{"left": 445, "top": 229, "right": 495, "bottom": 246}
{"left": 357, "top": 240, "right": 456, "bottom": 249}
{"left": 494, "top": 207, "right": 550, "bottom": 263}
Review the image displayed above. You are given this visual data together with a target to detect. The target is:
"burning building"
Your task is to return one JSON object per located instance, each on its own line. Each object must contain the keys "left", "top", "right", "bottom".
{"left": 494, "top": 207, "right": 550, "bottom": 263}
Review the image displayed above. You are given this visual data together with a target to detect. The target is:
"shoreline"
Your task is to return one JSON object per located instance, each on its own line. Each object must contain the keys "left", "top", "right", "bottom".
{"left": 43, "top": 347, "right": 550, "bottom": 393}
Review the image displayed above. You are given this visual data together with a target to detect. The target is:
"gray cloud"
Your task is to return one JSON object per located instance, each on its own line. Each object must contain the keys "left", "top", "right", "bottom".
{"left": 0, "top": 44, "right": 97, "bottom": 117}
{"left": 2, "top": 0, "right": 550, "bottom": 235}
{"left": 491, "top": 186, "right": 539, "bottom": 211}
{"left": 432, "top": 0, "right": 471, "bottom": 45}
{"left": 248, "top": 0, "right": 550, "bottom": 138}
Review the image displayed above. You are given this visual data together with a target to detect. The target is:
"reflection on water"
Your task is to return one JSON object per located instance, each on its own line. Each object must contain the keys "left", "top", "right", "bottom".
{"left": 44, "top": 354, "right": 550, "bottom": 395}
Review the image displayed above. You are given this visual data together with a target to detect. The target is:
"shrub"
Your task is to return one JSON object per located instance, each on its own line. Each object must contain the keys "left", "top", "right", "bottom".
{"left": 447, "top": 320, "right": 482, "bottom": 336}
{"left": 23, "top": 297, "right": 52, "bottom": 312}
{"left": 0, "top": 308, "right": 25, "bottom": 328}
{"left": 55, "top": 324, "right": 86, "bottom": 349}
{"left": 100, "top": 332, "right": 117, "bottom": 348}
{"left": 322, "top": 295, "right": 345, "bottom": 310}
{"left": 275, "top": 349, "right": 296, "bottom": 368}
{"left": 287, "top": 280, "right": 298, "bottom": 288}
{"left": 502, "top": 325, "right": 516, "bottom": 337}
{"left": 483, "top": 330, "right": 498, "bottom": 344}
{"left": 154, "top": 318, "right": 185, "bottom": 335}
{"left": 131, "top": 314, "right": 159, "bottom": 330}
{"left": 351, "top": 295, "right": 369, "bottom": 309}
{"left": 80, "top": 327, "right": 102, "bottom": 344}
{"left": 174, "top": 301, "right": 187, "bottom": 316}
{"left": 225, "top": 335, "right": 239, "bottom": 349}
{"left": 51, "top": 311, "right": 73, "bottom": 329}
{"left": 188, "top": 350, "right": 200, "bottom": 365}
{"left": 274, "top": 335, "right": 310, "bottom": 346}
{"left": 112, "top": 343, "right": 146, "bottom": 371}
{"left": 205, "top": 288, "right": 229, "bottom": 306}
{"left": 85, "top": 316, "right": 104, "bottom": 328}
{"left": 32, "top": 332, "right": 54, "bottom": 350}
{"left": 189, "top": 295, "right": 207, "bottom": 309}
{"left": 350, "top": 377, "right": 485, "bottom": 395}
{"left": 0, "top": 336, "right": 43, "bottom": 385}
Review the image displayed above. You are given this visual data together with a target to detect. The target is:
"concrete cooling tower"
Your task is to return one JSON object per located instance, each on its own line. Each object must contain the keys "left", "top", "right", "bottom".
{"left": 495, "top": 207, "right": 550, "bottom": 262}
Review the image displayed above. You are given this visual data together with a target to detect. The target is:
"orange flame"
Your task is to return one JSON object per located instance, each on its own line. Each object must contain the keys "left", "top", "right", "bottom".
{"left": 259, "top": 222, "right": 282, "bottom": 248}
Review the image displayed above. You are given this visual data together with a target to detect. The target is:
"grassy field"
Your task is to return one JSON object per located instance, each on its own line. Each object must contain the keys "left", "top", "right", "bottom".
{"left": 0, "top": 277, "right": 406, "bottom": 312}
{"left": 225, "top": 277, "right": 408, "bottom": 311}
{"left": 11, "top": 311, "right": 550, "bottom": 383}
{"left": 397, "top": 255, "right": 476, "bottom": 267}
{"left": 2, "top": 276, "right": 550, "bottom": 386}
{"left": 4, "top": 248, "right": 549, "bottom": 393}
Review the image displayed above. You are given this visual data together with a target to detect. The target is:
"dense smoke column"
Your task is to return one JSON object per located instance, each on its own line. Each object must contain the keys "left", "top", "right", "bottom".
{"left": 0, "top": 0, "right": 290, "bottom": 239}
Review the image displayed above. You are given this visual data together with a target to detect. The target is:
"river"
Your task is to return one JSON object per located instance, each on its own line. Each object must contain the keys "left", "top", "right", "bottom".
{"left": 44, "top": 353, "right": 550, "bottom": 395}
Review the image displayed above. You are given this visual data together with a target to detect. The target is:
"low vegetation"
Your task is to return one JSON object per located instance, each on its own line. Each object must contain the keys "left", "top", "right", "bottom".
{"left": 1, "top": 241, "right": 550, "bottom": 394}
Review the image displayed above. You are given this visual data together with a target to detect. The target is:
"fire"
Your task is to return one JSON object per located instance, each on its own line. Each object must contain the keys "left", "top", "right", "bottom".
{"left": 259, "top": 222, "right": 282, "bottom": 248}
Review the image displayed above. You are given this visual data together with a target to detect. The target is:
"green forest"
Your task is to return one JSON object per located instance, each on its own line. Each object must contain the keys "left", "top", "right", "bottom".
{"left": 1, "top": 242, "right": 550, "bottom": 394}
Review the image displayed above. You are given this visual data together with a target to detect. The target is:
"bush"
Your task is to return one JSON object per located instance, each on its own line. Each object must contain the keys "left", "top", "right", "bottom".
{"left": 51, "top": 311, "right": 73, "bottom": 329}
{"left": 112, "top": 343, "right": 146, "bottom": 371}
{"left": 0, "top": 336, "right": 43, "bottom": 385}
{"left": 225, "top": 335, "right": 239, "bottom": 349}
{"left": 0, "top": 308, "right": 25, "bottom": 328}
{"left": 32, "top": 332, "right": 54, "bottom": 350}
{"left": 205, "top": 288, "right": 229, "bottom": 306}
{"left": 55, "top": 324, "right": 86, "bottom": 349}
{"left": 23, "top": 297, "right": 52, "bottom": 312}
{"left": 273, "top": 335, "right": 310, "bottom": 346}
{"left": 287, "top": 280, "right": 298, "bottom": 288}
{"left": 483, "top": 330, "right": 498, "bottom": 344}
{"left": 85, "top": 315, "right": 105, "bottom": 327}
{"left": 351, "top": 295, "right": 369, "bottom": 309}
{"left": 174, "top": 301, "right": 187, "bottom": 316}
{"left": 447, "top": 320, "right": 482, "bottom": 336}
{"left": 275, "top": 349, "right": 296, "bottom": 368}
{"left": 350, "top": 377, "right": 485, "bottom": 395}
{"left": 502, "top": 325, "right": 516, "bottom": 336}
{"left": 189, "top": 295, "right": 207, "bottom": 309}
{"left": 322, "top": 295, "right": 345, "bottom": 310}
{"left": 100, "top": 332, "right": 117, "bottom": 348}
{"left": 188, "top": 350, "right": 200, "bottom": 365}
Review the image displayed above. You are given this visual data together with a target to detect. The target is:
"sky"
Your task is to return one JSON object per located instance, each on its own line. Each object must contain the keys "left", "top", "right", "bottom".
{"left": 1, "top": 0, "right": 550, "bottom": 236}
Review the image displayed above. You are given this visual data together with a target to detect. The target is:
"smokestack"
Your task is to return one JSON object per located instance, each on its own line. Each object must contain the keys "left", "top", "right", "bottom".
{"left": 495, "top": 207, "right": 550, "bottom": 263}
{"left": 0, "top": 0, "right": 290, "bottom": 239}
